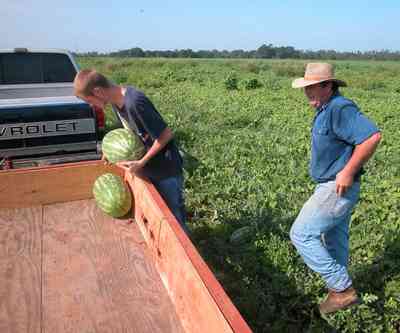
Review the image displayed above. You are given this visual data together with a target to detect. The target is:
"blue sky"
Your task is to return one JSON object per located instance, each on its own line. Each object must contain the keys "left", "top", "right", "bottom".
{"left": 2, "top": 0, "right": 399, "bottom": 53}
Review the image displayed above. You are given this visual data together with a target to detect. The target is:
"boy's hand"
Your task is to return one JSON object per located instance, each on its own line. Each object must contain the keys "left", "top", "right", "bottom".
{"left": 101, "top": 154, "right": 110, "bottom": 165}
{"left": 116, "top": 160, "right": 145, "bottom": 173}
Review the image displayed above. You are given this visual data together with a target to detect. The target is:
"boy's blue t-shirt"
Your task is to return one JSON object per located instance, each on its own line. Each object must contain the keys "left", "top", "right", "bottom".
{"left": 113, "top": 87, "right": 182, "bottom": 182}
{"left": 310, "top": 92, "right": 379, "bottom": 183}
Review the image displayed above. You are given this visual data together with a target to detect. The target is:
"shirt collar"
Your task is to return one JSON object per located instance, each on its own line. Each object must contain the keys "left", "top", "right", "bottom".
{"left": 317, "top": 91, "right": 341, "bottom": 113}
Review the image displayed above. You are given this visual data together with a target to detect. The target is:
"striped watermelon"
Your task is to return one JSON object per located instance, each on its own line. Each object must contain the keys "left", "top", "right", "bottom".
{"left": 230, "top": 226, "right": 253, "bottom": 245}
{"left": 93, "top": 173, "right": 132, "bottom": 218}
{"left": 102, "top": 128, "right": 145, "bottom": 163}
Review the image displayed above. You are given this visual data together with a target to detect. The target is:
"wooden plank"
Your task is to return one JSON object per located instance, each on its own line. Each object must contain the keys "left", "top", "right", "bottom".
{"left": 42, "top": 199, "right": 185, "bottom": 333}
{"left": 0, "top": 161, "right": 122, "bottom": 208}
{"left": 0, "top": 207, "right": 42, "bottom": 333}
{"left": 129, "top": 174, "right": 252, "bottom": 333}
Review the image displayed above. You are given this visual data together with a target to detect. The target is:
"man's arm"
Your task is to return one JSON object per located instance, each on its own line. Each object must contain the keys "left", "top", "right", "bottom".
{"left": 117, "top": 127, "right": 173, "bottom": 173}
{"left": 336, "top": 132, "right": 381, "bottom": 196}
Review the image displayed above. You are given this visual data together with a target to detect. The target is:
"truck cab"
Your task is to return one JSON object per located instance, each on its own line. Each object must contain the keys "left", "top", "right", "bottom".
{"left": 0, "top": 48, "right": 105, "bottom": 169}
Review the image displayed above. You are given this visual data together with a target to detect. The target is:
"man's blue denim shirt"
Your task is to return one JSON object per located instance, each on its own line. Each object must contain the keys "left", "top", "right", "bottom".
{"left": 310, "top": 92, "right": 379, "bottom": 183}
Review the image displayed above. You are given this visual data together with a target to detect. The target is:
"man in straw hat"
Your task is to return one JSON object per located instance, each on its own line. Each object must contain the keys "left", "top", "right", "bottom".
{"left": 289, "top": 63, "right": 381, "bottom": 314}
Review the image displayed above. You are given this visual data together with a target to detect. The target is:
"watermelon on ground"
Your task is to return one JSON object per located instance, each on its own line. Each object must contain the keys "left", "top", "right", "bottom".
{"left": 102, "top": 128, "right": 145, "bottom": 163}
{"left": 93, "top": 173, "right": 132, "bottom": 218}
{"left": 230, "top": 226, "right": 253, "bottom": 245}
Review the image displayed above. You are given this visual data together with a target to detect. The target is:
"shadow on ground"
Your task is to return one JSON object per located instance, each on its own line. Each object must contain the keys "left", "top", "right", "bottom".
{"left": 190, "top": 210, "right": 337, "bottom": 333}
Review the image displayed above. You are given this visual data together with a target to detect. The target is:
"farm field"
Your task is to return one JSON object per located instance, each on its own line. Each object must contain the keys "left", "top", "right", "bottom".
{"left": 79, "top": 57, "right": 400, "bottom": 332}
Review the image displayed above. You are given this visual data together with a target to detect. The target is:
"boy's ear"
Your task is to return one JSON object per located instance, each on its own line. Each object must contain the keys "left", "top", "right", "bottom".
{"left": 92, "top": 87, "right": 102, "bottom": 97}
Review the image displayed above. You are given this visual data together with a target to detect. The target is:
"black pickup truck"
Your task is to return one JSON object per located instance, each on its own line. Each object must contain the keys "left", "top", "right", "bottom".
{"left": 0, "top": 48, "right": 105, "bottom": 169}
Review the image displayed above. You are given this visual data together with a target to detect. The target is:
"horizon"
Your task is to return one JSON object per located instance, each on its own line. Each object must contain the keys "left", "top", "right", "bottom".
{"left": 77, "top": 44, "right": 400, "bottom": 54}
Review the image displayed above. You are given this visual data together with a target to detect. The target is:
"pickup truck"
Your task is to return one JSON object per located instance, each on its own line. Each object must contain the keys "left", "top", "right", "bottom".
{"left": 0, "top": 48, "right": 105, "bottom": 169}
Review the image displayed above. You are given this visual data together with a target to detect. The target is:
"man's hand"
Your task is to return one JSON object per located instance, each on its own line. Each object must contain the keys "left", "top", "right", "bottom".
{"left": 335, "top": 170, "right": 354, "bottom": 197}
{"left": 116, "top": 159, "right": 146, "bottom": 174}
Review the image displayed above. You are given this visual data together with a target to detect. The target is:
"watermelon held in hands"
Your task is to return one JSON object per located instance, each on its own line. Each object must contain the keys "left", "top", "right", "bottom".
{"left": 102, "top": 128, "right": 145, "bottom": 164}
{"left": 93, "top": 173, "right": 132, "bottom": 218}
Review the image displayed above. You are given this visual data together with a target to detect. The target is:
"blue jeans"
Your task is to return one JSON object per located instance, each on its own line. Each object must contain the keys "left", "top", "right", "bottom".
{"left": 290, "top": 180, "right": 360, "bottom": 292}
{"left": 153, "top": 174, "right": 189, "bottom": 234}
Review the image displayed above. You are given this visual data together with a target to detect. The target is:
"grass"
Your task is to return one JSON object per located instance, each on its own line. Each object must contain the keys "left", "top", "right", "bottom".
{"left": 79, "top": 57, "right": 400, "bottom": 332}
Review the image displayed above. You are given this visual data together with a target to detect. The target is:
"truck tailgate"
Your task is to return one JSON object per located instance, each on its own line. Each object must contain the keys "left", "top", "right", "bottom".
{"left": 0, "top": 83, "right": 75, "bottom": 101}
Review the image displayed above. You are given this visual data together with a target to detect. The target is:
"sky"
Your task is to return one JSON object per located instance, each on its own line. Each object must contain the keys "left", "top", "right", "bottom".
{"left": 2, "top": 0, "right": 399, "bottom": 53}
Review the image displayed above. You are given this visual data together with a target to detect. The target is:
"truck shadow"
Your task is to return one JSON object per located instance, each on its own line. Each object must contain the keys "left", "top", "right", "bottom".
{"left": 190, "top": 212, "right": 337, "bottom": 333}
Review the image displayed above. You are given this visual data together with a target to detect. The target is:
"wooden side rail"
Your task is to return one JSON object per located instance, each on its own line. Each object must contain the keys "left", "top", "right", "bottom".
{"left": 128, "top": 173, "right": 252, "bottom": 333}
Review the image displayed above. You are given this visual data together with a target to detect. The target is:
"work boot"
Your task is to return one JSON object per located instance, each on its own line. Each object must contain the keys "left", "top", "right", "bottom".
{"left": 319, "top": 286, "right": 360, "bottom": 315}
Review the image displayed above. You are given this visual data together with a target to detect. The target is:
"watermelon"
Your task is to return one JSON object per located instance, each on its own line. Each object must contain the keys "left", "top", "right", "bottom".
{"left": 93, "top": 173, "right": 132, "bottom": 218}
{"left": 102, "top": 128, "right": 145, "bottom": 163}
{"left": 230, "top": 226, "right": 253, "bottom": 245}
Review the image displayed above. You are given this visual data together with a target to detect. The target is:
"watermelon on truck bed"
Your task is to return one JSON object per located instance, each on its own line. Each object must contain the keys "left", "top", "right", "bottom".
{"left": 93, "top": 173, "right": 132, "bottom": 218}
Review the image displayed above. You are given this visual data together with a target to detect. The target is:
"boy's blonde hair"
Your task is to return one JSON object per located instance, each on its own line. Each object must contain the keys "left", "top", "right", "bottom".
{"left": 73, "top": 69, "right": 112, "bottom": 97}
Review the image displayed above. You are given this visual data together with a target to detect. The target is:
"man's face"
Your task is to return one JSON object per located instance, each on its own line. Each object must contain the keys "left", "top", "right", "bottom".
{"left": 304, "top": 82, "right": 332, "bottom": 109}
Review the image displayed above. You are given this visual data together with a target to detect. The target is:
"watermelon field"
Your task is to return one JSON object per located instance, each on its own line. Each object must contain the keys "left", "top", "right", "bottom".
{"left": 79, "top": 57, "right": 400, "bottom": 332}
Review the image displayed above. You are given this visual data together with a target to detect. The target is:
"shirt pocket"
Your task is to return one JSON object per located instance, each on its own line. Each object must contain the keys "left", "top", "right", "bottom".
{"left": 314, "top": 126, "right": 329, "bottom": 136}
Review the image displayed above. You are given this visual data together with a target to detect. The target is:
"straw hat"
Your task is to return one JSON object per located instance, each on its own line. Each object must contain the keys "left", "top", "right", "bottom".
{"left": 292, "top": 63, "right": 347, "bottom": 88}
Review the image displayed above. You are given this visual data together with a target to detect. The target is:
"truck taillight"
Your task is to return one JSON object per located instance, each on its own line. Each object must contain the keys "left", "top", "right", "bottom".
{"left": 92, "top": 106, "right": 105, "bottom": 128}
{"left": 1, "top": 157, "right": 13, "bottom": 170}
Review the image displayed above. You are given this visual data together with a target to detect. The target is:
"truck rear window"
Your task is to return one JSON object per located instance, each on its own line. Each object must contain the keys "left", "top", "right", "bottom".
{"left": 0, "top": 53, "right": 77, "bottom": 84}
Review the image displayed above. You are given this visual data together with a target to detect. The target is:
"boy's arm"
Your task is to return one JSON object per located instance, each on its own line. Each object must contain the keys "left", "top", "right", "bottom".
{"left": 117, "top": 127, "right": 173, "bottom": 173}
{"left": 117, "top": 93, "right": 173, "bottom": 173}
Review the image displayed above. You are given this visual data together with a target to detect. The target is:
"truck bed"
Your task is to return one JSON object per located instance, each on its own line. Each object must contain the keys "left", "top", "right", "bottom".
{"left": 0, "top": 200, "right": 184, "bottom": 333}
{"left": 0, "top": 161, "right": 252, "bottom": 333}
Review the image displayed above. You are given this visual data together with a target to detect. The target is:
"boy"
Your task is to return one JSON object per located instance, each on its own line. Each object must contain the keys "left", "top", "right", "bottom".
{"left": 73, "top": 69, "right": 188, "bottom": 233}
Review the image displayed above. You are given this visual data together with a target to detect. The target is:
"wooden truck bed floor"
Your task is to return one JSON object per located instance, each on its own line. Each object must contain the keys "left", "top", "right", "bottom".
{"left": 0, "top": 199, "right": 185, "bottom": 333}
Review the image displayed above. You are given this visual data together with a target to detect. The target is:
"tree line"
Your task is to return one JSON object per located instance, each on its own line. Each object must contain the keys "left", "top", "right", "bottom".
{"left": 77, "top": 44, "right": 400, "bottom": 61}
